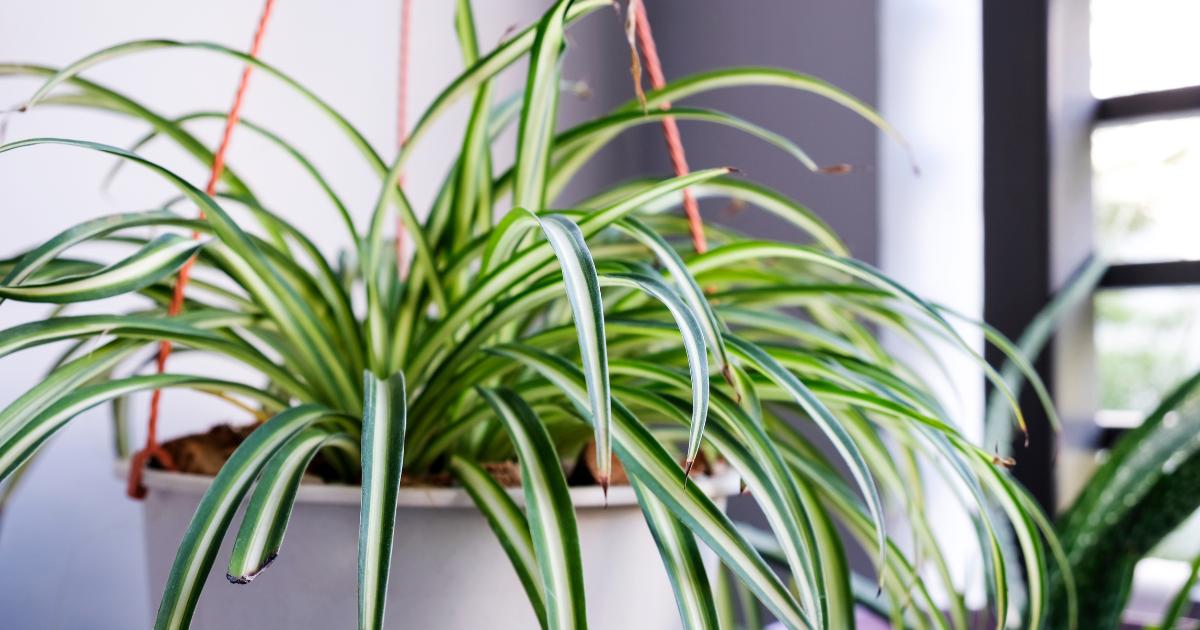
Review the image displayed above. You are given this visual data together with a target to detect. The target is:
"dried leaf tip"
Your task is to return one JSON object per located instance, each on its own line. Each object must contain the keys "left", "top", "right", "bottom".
{"left": 720, "top": 364, "right": 742, "bottom": 404}
{"left": 992, "top": 454, "right": 1016, "bottom": 469}
{"left": 817, "top": 163, "right": 854, "bottom": 175}
{"left": 600, "top": 475, "right": 610, "bottom": 508}
{"left": 226, "top": 552, "right": 278, "bottom": 585}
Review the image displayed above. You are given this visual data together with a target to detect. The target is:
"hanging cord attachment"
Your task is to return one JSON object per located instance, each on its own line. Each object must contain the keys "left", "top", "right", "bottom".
{"left": 393, "top": 0, "right": 414, "bottom": 280}
{"left": 628, "top": 0, "right": 707, "bottom": 254}
{"left": 128, "top": 0, "right": 277, "bottom": 499}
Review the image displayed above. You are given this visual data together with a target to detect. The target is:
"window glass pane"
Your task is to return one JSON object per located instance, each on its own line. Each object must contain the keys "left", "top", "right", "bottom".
{"left": 1091, "top": 0, "right": 1200, "bottom": 98}
{"left": 1093, "top": 116, "right": 1200, "bottom": 264}
{"left": 1094, "top": 287, "right": 1200, "bottom": 424}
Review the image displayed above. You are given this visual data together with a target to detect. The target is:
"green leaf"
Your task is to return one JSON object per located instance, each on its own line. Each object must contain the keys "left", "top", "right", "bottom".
{"left": 0, "top": 340, "right": 140, "bottom": 441}
{"left": 0, "top": 313, "right": 307, "bottom": 402}
{"left": 0, "top": 374, "right": 287, "bottom": 481}
{"left": 726, "top": 335, "right": 887, "bottom": 577}
{"left": 531, "top": 213, "right": 612, "bottom": 491}
{"left": 392, "top": 0, "right": 611, "bottom": 176}
{"left": 153, "top": 405, "right": 343, "bottom": 630}
{"left": 513, "top": 0, "right": 571, "bottom": 211}
{"left": 358, "top": 371, "right": 408, "bottom": 630}
{"left": 409, "top": 168, "right": 731, "bottom": 379}
{"left": 690, "top": 240, "right": 1028, "bottom": 432}
{"left": 227, "top": 427, "right": 359, "bottom": 583}
{"left": 599, "top": 271, "right": 709, "bottom": 474}
{"left": 542, "top": 107, "right": 824, "bottom": 203}
{"left": 581, "top": 177, "right": 848, "bottom": 256}
{"left": 615, "top": 217, "right": 732, "bottom": 383}
{"left": 111, "top": 113, "right": 357, "bottom": 242}
{"left": 632, "top": 477, "right": 719, "bottom": 630}
{"left": 0, "top": 209, "right": 186, "bottom": 291}
{"left": 489, "top": 345, "right": 809, "bottom": 630}
{"left": 0, "top": 137, "right": 361, "bottom": 410}
{"left": 1053, "top": 368, "right": 1200, "bottom": 629}
{"left": 0, "top": 63, "right": 257, "bottom": 198}
{"left": 635, "top": 67, "right": 910, "bottom": 163}
{"left": 0, "top": 233, "right": 202, "bottom": 303}
{"left": 983, "top": 255, "right": 1107, "bottom": 454}
{"left": 19, "top": 42, "right": 385, "bottom": 178}
{"left": 612, "top": 365, "right": 832, "bottom": 626}
{"left": 478, "top": 387, "right": 586, "bottom": 630}
{"left": 449, "top": 455, "right": 547, "bottom": 629}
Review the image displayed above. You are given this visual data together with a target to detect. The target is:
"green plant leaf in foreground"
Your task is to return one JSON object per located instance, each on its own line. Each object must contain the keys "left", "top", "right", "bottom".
{"left": 358, "top": 372, "right": 408, "bottom": 630}
{"left": 450, "top": 455, "right": 547, "bottom": 629}
{"left": 227, "top": 427, "right": 359, "bottom": 583}
{"left": 480, "top": 387, "right": 587, "bottom": 630}
{"left": 155, "top": 405, "right": 344, "bottom": 630}
{"left": 531, "top": 213, "right": 612, "bottom": 493}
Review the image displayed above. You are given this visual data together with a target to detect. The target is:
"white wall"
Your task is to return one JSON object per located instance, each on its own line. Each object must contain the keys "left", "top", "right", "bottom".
{"left": 878, "top": 0, "right": 986, "bottom": 607}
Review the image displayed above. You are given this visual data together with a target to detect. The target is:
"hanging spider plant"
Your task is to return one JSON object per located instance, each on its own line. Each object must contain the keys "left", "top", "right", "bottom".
{"left": 0, "top": 1, "right": 1071, "bottom": 629}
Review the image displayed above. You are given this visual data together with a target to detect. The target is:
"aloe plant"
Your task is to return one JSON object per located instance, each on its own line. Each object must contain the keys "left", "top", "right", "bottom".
{"left": 1047, "top": 369, "right": 1200, "bottom": 629}
{"left": 0, "top": 1, "right": 1067, "bottom": 629}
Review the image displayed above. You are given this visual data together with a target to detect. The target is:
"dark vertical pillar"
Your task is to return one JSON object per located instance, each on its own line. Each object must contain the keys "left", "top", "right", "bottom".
{"left": 982, "top": 0, "right": 1056, "bottom": 511}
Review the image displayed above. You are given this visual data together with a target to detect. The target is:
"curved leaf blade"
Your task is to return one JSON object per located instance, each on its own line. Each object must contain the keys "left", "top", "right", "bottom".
{"left": 532, "top": 213, "right": 612, "bottom": 492}
{"left": 153, "top": 404, "right": 339, "bottom": 630}
{"left": 632, "top": 478, "right": 719, "bottom": 630}
{"left": 449, "top": 455, "right": 547, "bottom": 629}
{"left": 726, "top": 335, "right": 887, "bottom": 578}
{"left": 489, "top": 345, "right": 809, "bottom": 630}
{"left": 0, "top": 234, "right": 203, "bottom": 303}
{"left": 514, "top": 0, "right": 571, "bottom": 211}
{"left": 358, "top": 371, "right": 408, "bottom": 630}
{"left": 479, "top": 387, "right": 587, "bottom": 630}
{"left": 600, "top": 271, "right": 709, "bottom": 474}
{"left": 227, "top": 427, "right": 358, "bottom": 583}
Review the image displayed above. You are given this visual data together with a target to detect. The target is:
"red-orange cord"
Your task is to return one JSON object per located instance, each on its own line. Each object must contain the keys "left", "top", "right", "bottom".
{"left": 393, "top": 0, "right": 413, "bottom": 280}
{"left": 128, "top": 0, "right": 277, "bottom": 499}
{"left": 634, "top": 1, "right": 707, "bottom": 254}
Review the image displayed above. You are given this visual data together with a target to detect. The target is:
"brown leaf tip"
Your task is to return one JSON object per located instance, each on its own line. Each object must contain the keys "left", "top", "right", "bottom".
{"left": 992, "top": 455, "right": 1016, "bottom": 469}
{"left": 817, "top": 163, "right": 854, "bottom": 175}
{"left": 226, "top": 552, "right": 278, "bottom": 585}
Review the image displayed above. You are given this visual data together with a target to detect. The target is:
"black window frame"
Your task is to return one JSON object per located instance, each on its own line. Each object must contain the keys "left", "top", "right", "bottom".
{"left": 984, "top": 0, "right": 1200, "bottom": 511}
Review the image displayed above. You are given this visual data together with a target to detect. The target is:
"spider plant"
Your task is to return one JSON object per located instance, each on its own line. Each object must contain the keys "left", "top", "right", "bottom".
{"left": 0, "top": 1, "right": 1068, "bottom": 629}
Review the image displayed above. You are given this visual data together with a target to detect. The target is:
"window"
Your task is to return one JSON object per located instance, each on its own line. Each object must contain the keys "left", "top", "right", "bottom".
{"left": 1089, "top": 0, "right": 1200, "bottom": 428}
{"left": 1084, "top": 4, "right": 1200, "bottom": 595}
{"left": 984, "top": 0, "right": 1200, "bottom": 602}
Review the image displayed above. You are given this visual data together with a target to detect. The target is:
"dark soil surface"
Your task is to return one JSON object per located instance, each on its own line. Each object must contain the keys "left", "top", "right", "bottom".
{"left": 154, "top": 424, "right": 711, "bottom": 489}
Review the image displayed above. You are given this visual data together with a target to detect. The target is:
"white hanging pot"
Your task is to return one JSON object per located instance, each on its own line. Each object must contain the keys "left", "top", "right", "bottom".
{"left": 119, "top": 462, "right": 739, "bottom": 629}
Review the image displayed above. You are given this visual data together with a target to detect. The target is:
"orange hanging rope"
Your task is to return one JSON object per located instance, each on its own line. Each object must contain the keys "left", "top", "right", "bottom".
{"left": 393, "top": 0, "right": 413, "bottom": 280}
{"left": 128, "top": 0, "right": 278, "bottom": 499}
{"left": 633, "top": 1, "right": 707, "bottom": 254}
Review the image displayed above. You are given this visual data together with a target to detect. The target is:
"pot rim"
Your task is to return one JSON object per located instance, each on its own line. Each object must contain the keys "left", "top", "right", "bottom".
{"left": 114, "top": 460, "right": 740, "bottom": 510}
